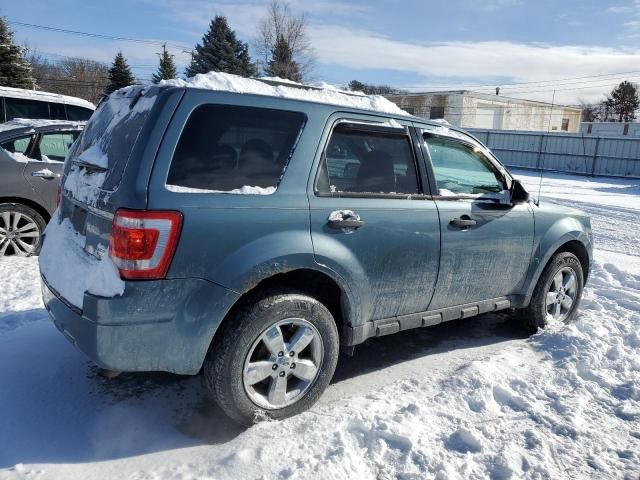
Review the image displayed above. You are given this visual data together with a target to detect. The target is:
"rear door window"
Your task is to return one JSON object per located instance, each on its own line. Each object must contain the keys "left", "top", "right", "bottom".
{"left": 36, "top": 132, "right": 80, "bottom": 162}
{"left": 167, "top": 104, "right": 306, "bottom": 194}
{"left": 5, "top": 98, "right": 50, "bottom": 121}
{"left": 316, "top": 126, "right": 420, "bottom": 195}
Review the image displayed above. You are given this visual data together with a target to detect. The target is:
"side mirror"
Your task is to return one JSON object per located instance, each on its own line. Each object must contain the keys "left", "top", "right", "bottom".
{"left": 510, "top": 179, "right": 530, "bottom": 205}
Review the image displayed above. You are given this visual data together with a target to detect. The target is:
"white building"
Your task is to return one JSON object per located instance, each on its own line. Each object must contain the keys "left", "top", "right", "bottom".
{"left": 581, "top": 122, "right": 640, "bottom": 137}
{"left": 386, "top": 90, "right": 583, "bottom": 133}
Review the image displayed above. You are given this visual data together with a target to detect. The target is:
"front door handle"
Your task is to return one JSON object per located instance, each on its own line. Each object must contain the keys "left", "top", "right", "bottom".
{"left": 450, "top": 216, "right": 477, "bottom": 229}
{"left": 31, "top": 169, "right": 60, "bottom": 180}
{"left": 327, "top": 210, "right": 365, "bottom": 229}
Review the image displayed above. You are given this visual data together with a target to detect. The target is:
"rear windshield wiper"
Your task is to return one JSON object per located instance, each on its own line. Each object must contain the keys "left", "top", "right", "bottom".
{"left": 72, "top": 159, "right": 108, "bottom": 173}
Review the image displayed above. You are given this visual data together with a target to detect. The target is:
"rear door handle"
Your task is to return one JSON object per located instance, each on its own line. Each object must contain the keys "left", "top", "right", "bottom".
{"left": 327, "top": 210, "right": 365, "bottom": 229}
{"left": 450, "top": 216, "right": 477, "bottom": 228}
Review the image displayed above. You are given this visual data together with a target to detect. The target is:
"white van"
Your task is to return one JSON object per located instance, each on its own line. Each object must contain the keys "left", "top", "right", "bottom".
{"left": 0, "top": 86, "right": 95, "bottom": 123}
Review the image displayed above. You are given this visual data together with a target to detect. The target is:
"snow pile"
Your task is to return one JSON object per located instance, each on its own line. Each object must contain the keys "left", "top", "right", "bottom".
{"left": 161, "top": 72, "right": 408, "bottom": 116}
{"left": 1, "top": 150, "right": 31, "bottom": 163}
{"left": 125, "top": 259, "right": 640, "bottom": 480}
{"left": 0, "top": 258, "right": 43, "bottom": 333}
{"left": 165, "top": 184, "right": 276, "bottom": 195}
{"left": 38, "top": 214, "right": 124, "bottom": 309}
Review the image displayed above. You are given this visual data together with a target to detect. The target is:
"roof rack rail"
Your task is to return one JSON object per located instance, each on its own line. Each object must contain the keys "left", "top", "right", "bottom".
{"left": 255, "top": 77, "right": 366, "bottom": 98}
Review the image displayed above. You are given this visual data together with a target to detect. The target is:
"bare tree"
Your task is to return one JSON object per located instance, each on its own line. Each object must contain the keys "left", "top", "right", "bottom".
{"left": 578, "top": 99, "right": 602, "bottom": 122}
{"left": 26, "top": 49, "right": 108, "bottom": 104}
{"left": 255, "top": 0, "right": 314, "bottom": 80}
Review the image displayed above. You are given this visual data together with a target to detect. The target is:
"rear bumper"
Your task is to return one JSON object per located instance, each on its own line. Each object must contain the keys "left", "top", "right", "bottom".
{"left": 41, "top": 275, "right": 240, "bottom": 375}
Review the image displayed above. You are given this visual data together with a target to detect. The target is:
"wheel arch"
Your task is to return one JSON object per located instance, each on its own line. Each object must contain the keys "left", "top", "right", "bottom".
{"left": 0, "top": 196, "right": 51, "bottom": 224}
{"left": 207, "top": 268, "right": 353, "bottom": 362}
{"left": 521, "top": 234, "right": 592, "bottom": 306}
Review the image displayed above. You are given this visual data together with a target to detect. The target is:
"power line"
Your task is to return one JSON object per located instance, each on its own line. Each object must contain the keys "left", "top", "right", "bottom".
{"left": 8, "top": 20, "right": 192, "bottom": 52}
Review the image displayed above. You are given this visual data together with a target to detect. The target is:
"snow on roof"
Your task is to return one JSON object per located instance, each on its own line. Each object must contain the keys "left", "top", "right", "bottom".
{"left": 0, "top": 86, "right": 95, "bottom": 110}
{"left": 160, "top": 72, "right": 410, "bottom": 116}
{"left": 0, "top": 118, "right": 85, "bottom": 134}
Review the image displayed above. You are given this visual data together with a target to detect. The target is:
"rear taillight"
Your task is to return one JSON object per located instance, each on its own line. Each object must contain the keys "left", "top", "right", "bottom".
{"left": 56, "top": 186, "right": 61, "bottom": 208}
{"left": 109, "top": 209, "right": 183, "bottom": 280}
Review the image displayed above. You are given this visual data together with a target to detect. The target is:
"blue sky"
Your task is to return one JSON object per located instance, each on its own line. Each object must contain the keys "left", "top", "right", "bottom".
{"left": 4, "top": 0, "right": 640, "bottom": 104}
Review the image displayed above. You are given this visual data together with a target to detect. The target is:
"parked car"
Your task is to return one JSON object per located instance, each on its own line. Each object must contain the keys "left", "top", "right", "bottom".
{"left": 39, "top": 81, "right": 592, "bottom": 425}
{"left": 0, "top": 86, "right": 95, "bottom": 123}
{"left": 0, "top": 119, "right": 84, "bottom": 256}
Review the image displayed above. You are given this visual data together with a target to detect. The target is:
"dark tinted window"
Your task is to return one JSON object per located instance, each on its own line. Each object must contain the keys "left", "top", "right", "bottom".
{"left": 66, "top": 105, "right": 93, "bottom": 121}
{"left": 5, "top": 98, "right": 50, "bottom": 121}
{"left": 50, "top": 103, "right": 67, "bottom": 120}
{"left": 317, "top": 127, "right": 419, "bottom": 195}
{"left": 430, "top": 106, "right": 445, "bottom": 119}
{"left": 168, "top": 104, "right": 306, "bottom": 193}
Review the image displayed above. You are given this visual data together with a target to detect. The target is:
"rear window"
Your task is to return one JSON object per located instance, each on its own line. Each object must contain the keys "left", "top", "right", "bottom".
{"left": 66, "top": 87, "right": 156, "bottom": 191}
{"left": 167, "top": 104, "right": 306, "bottom": 194}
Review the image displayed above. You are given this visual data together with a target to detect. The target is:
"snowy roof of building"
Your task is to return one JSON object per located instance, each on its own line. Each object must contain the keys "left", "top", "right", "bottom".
{"left": 159, "top": 72, "right": 411, "bottom": 116}
{"left": 0, "top": 86, "right": 95, "bottom": 110}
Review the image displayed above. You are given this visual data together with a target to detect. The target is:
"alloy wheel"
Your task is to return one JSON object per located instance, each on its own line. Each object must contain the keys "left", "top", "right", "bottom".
{"left": 544, "top": 266, "right": 578, "bottom": 323}
{"left": 242, "top": 318, "right": 324, "bottom": 410}
{"left": 0, "top": 211, "right": 41, "bottom": 257}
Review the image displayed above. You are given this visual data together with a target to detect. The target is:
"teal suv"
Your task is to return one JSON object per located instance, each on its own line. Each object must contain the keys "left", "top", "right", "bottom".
{"left": 40, "top": 82, "right": 592, "bottom": 425}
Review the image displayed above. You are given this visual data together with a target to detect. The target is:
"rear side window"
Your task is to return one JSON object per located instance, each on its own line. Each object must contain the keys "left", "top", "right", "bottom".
{"left": 316, "top": 126, "right": 420, "bottom": 195}
{"left": 1, "top": 135, "right": 33, "bottom": 154}
{"left": 167, "top": 104, "right": 305, "bottom": 194}
{"left": 36, "top": 132, "right": 80, "bottom": 162}
{"left": 66, "top": 105, "right": 93, "bottom": 121}
{"left": 5, "top": 98, "right": 50, "bottom": 121}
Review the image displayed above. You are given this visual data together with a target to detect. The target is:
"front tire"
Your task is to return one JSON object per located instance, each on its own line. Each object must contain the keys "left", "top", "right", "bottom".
{"left": 204, "top": 289, "right": 340, "bottom": 425}
{"left": 0, "top": 203, "right": 46, "bottom": 257}
{"left": 518, "top": 251, "right": 584, "bottom": 333}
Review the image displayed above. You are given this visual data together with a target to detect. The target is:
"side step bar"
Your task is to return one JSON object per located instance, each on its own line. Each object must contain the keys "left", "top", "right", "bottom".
{"left": 344, "top": 297, "right": 513, "bottom": 346}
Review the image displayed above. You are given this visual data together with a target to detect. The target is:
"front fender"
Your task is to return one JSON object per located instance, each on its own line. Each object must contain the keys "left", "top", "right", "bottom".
{"left": 521, "top": 215, "right": 592, "bottom": 304}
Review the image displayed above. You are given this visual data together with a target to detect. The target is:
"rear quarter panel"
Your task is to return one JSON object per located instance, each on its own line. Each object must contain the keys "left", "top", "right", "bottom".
{"left": 146, "top": 90, "right": 334, "bottom": 293}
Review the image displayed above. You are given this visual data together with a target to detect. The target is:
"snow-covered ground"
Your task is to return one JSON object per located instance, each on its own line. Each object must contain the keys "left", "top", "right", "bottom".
{"left": 1, "top": 169, "right": 639, "bottom": 480}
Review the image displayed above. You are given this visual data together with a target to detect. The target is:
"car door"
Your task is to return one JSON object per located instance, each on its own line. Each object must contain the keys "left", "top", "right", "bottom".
{"left": 308, "top": 115, "right": 441, "bottom": 323}
{"left": 23, "top": 131, "right": 79, "bottom": 212}
{"left": 420, "top": 128, "right": 534, "bottom": 309}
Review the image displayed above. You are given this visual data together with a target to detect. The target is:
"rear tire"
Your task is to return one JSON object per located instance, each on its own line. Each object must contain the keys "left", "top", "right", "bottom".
{"left": 518, "top": 252, "right": 584, "bottom": 333}
{"left": 204, "top": 289, "right": 340, "bottom": 425}
{"left": 0, "top": 203, "right": 46, "bottom": 257}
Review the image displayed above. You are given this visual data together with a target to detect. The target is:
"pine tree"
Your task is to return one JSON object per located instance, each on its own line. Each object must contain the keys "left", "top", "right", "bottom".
{"left": 0, "top": 17, "right": 36, "bottom": 89}
{"left": 104, "top": 51, "right": 135, "bottom": 95}
{"left": 151, "top": 45, "right": 177, "bottom": 83}
{"left": 186, "top": 15, "right": 257, "bottom": 78}
{"left": 265, "top": 34, "right": 302, "bottom": 82}
{"left": 607, "top": 81, "right": 640, "bottom": 122}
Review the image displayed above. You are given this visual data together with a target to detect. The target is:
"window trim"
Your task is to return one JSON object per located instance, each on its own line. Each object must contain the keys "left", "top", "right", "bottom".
{"left": 313, "top": 119, "right": 426, "bottom": 199}
{"left": 420, "top": 130, "right": 512, "bottom": 201}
